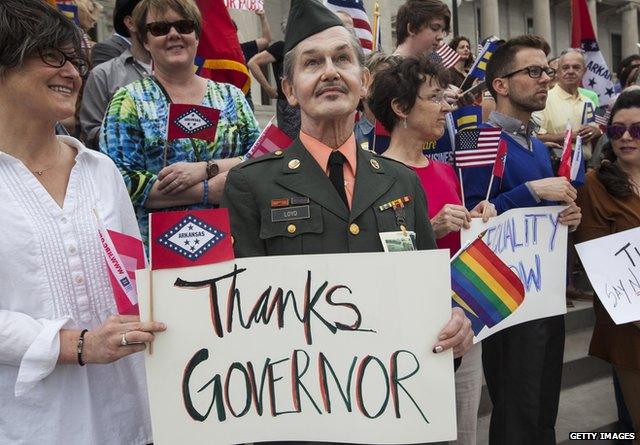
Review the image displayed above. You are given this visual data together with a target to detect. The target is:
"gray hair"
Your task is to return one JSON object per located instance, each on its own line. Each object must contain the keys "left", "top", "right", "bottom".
{"left": 0, "top": 0, "right": 83, "bottom": 77}
{"left": 282, "top": 30, "right": 365, "bottom": 83}
{"left": 559, "top": 48, "right": 586, "bottom": 66}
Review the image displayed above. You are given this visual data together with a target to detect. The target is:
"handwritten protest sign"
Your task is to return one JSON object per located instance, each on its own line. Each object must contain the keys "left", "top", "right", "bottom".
{"left": 137, "top": 251, "right": 456, "bottom": 444}
{"left": 224, "top": 0, "right": 263, "bottom": 11}
{"left": 575, "top": 226, "right": 640, "bottom": 324}
{"left": 461, "top": 206, "right": 568, "bottom": 341}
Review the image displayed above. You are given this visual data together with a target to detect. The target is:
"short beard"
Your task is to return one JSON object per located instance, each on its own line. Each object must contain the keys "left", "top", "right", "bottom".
{"left": 510, "top": 92, "right": 546, "bottom": 114}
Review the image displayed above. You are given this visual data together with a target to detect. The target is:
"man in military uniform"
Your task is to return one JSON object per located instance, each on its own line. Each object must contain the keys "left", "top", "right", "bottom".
{"left": 222, "top": 0, "right": 471, "bottom": 398}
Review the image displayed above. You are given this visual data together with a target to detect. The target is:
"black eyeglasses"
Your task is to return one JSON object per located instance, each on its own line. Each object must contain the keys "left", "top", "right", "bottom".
{"left": 146, "top": 19, "right": 196, "bottom": 37}
{"left": 38, "top": 48, "right": 89, "bottom": 77}
{"left": 501, "top": 65, "right": 556, "bottom": 79}
{"left": 606, "top": 123, "right": 640, "bottom": 140}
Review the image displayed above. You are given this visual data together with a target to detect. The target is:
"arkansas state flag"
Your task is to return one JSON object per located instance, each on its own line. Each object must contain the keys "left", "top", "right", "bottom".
{"left": 97, "top": 228, "right": 146, "bottom": 316}
{"left": 558, "top": 123, "right": 573, "bottom": 180}
{"left": 571, "top": 0, "right": 615, "bottom": 106}
{"left": 244, "top": 122, "right": 292, "bottom": 159}
{"left": 195, "top": 0, "right": 251, "bottom": 94}
{"left": 150, "top": 208, "right": 234, "bottom": 270}
{"left": 167, "top": 104, "right": 220, "bottom": 142}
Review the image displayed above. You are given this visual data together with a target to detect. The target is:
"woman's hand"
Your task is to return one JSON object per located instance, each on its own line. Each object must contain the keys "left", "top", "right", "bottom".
{"left": 157, "top": 161, "right": 207, "bottom": 195}
{"left": 432, "top": 307, "right": 473, "bottom": 359}
{"left": 559, "top": 202, "right": 582, "bottom": 232}
{"left": 430, "top": 204, "right": 472, "bottom": 239}
{"left": 82, "top": 315, "right": 166, "bottom": 364}
{"left": 470, "top": 200, "right": 496, "bottom": 222}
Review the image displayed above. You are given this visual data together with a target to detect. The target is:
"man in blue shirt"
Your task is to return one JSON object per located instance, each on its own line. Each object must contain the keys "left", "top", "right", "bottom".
{"left": 462, "top": 35, "right": 582, "bottom": 445}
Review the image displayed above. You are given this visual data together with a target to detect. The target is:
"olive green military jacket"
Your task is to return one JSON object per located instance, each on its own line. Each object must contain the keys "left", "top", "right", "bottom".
{"left": 222, "top": 138, "right": 437, "bottom": 258}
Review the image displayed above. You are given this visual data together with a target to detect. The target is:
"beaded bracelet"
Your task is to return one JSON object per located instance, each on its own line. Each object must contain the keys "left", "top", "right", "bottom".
{"left": 77, "top": 329, "right": 88, "bottom": 366}
{"left": 202, "top": 179, "right": 209, "bottom": 206}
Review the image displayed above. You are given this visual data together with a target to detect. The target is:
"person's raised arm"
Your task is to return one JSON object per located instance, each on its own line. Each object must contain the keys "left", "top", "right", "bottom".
{"left": 254, "top": 10, "right": 272, "bottom": 51}
{"left": 248, "top": 50, "right": 278, "bottom": 99}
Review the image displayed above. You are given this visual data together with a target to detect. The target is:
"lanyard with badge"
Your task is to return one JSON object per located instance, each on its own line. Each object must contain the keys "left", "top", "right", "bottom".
{"left": 378, "top": 196, "right": 417, "bottom": 252}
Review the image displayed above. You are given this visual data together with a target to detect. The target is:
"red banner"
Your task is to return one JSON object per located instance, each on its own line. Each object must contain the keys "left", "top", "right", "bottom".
{"left": 195, "top": 0, "right": 251, "bottom": 93}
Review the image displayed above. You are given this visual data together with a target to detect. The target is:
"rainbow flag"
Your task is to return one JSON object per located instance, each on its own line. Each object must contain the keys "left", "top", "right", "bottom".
{"left": 451, "top": 237, "right": 525, "bottom": 334}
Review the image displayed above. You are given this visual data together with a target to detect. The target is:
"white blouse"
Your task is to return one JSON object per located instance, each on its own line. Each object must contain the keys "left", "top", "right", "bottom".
{"left": 0, "top": 137, "right": 152, "bottom": 444}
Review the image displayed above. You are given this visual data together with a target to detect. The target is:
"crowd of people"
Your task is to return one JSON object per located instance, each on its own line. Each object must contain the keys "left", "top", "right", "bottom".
{"left": 0, "top": 0, "right": 639, "bottom": 444}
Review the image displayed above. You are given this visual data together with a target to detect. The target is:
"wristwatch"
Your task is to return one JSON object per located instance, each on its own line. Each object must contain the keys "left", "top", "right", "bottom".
{"left": 206, "top": 160, "right": 219, "bottom": 179}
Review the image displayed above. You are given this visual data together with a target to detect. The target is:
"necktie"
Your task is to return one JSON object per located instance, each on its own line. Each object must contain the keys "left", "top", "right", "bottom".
{"left": 328, "top": 151, "right": 349, "bottom": 209}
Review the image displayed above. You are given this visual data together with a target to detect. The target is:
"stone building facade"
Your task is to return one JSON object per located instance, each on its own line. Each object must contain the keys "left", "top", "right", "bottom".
{"left": 94, "top": 0, "right": 639, "bottom": 116}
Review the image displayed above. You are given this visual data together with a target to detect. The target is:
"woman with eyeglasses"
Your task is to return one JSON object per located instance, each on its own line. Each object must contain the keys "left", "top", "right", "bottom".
{"left": 100, "top": 0, "right": 259, "bottom": 246}
{"left": 369, "top": 56, "right": 495, "bottom": 445}
{"left": 574, "top": 88, "right": 640, "bottom": 438}
{"left": 0, "top": 1, "right": 166, "bottom": 443}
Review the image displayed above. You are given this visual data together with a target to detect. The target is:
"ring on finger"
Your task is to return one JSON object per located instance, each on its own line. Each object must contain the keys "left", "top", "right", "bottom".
{"left": 120, "top": 331, "right": 129, "bottom": 346}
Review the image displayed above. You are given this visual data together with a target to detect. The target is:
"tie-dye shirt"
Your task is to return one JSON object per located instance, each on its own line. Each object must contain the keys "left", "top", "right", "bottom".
{"left": 100, "top": 77, "right": 259, "bottom": 244}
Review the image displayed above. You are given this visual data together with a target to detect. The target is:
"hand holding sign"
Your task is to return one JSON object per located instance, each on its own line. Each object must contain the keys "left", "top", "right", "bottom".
{"left": 528, "top": 177, "right": 577, "bottom": 203}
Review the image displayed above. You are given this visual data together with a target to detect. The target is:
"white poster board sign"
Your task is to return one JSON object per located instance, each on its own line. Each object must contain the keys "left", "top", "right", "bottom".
{"left": 138, "top": 250, "right": 456, "bottom": 444}
{"left": 461, "top": 206, "right": 568, "bottom": 341}
{"left": 224, "top": 0, "right": 263, "bottom": 11}
{"left": 575, "top": 226, "right": 640, "bottom": 324}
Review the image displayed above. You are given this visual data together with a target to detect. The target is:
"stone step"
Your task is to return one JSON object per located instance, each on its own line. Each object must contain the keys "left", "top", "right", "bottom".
{"left": 565, "top": 299, "right": 595, "bottom": 333}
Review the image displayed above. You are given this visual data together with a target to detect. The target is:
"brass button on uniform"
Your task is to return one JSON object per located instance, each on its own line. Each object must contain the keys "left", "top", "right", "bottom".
{"left": 288, "top": 159, "right": 301, "bottom": 169}
{"left": 370, "top": 159, "right": 380, "bottom": 170}
{"left": 287, "top": 224, "right": 297, "bottom": 234}
{"left": 349, "top": 223, "right": 360, "bottom": 235}
{"left": 274, "top": 150, "right": 283, "bottom": 156}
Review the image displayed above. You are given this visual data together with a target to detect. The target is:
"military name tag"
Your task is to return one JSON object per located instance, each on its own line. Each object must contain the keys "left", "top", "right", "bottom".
{"left": 271, "top": 205, "right": 311, "bottom": 222}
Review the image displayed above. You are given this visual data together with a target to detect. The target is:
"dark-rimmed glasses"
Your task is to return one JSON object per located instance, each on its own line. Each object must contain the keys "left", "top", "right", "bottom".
{"left": 501, "top": 65, "right": 556, "bottom": 79}
{"left": 146, "top": 19, "right": 196, "bottom": 37}
{"left": 606, "top": 123, "right": 640, "bottom": 140}
{"left": 39, "top": 48, "right": 89, "bottom": 77}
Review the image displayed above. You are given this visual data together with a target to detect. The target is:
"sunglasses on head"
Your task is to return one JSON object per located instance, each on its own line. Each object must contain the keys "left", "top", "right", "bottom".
{"left": 146, "top": 19, "right": 196, "bottom": 37}
{"left": 606, "top": 123, "right": 640, "bottom": 140}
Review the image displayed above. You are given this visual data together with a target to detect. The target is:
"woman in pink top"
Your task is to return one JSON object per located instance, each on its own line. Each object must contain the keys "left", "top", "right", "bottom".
{"left": 369, "top": 56, "right": 495, "bottom": 445}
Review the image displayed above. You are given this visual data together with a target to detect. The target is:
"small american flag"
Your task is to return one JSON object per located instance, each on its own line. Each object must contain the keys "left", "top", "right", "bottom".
{"left": 434, "top": 42, "right": 461, "bottom": 69}
{"left": 454, "top": 127, "right": 503, "bottom": 168}
{"left": 325, "top": 0, "right": 373, "bottom": 53}
{"left": 594, "top": 105, "right": 611, "bottom": 127}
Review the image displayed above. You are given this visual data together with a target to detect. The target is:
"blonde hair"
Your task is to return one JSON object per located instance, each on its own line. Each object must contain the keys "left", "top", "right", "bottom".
{"left": 74, "top": 0, "right": 102, "bottom": 31}
{"left": 132, "top": 0, "right": 202, "bottom": 43}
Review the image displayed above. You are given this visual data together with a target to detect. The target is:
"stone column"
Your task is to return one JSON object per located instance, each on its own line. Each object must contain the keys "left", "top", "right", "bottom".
{"left": 533, "top": 0, "right": 552, "bottom": 50}
{"left": 587, "top": 0, "right": 598, "bottom": 35}
{"left": 480, "top": 0, "right": 500, "bottom": 40}
{"left": 620, "top": 2, "right": 639, "bottom": 58}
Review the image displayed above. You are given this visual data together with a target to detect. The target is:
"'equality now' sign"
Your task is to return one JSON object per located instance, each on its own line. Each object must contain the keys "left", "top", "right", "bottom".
{"left": 137, "top": 250, "right": 456, "bottom": 444}
{"left": 462, "top": 206, "right": 569, "bottom": 341}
